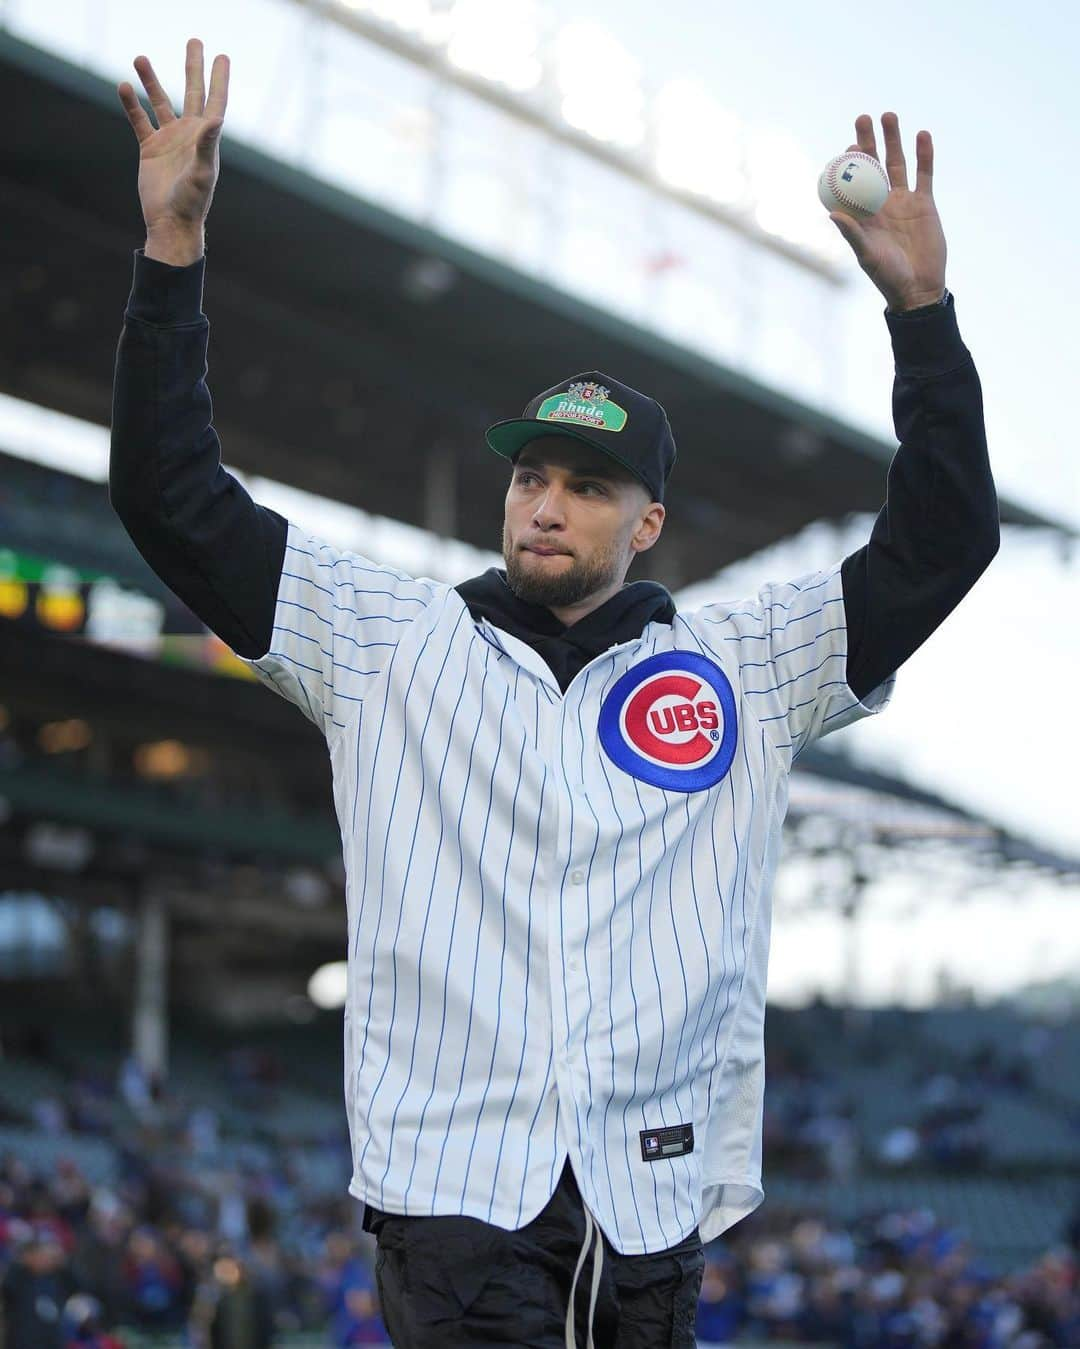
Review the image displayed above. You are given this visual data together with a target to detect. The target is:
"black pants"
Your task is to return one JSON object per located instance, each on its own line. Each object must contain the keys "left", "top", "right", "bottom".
{"left": 364, "top": 1163, "right": 704, "bottom": 1347}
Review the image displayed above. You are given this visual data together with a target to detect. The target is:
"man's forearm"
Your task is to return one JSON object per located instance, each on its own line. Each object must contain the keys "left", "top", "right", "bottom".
{"left": 109, "top": 250, "right": 286, "bottom": 658}
{"left": 842, "top": 293, "right": 1000, "bottom": 701}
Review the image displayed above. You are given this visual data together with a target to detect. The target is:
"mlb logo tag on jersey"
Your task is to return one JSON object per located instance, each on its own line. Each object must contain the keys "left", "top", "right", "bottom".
{"left": 598, "top": 650, "right": 737, "bottom": 792}
{"left": 639, "top": 1123, "right": 695, "bottom": 1162}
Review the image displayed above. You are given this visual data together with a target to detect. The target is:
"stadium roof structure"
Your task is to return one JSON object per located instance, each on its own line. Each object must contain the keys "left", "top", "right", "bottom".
{"left": 3, "top": 32, "right": 1071, "bottom": 591}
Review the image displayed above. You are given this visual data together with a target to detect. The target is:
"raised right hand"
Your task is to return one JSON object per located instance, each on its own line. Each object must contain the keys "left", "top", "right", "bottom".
{"left": 118, "top": 38, "right": 230, "bottom": 262}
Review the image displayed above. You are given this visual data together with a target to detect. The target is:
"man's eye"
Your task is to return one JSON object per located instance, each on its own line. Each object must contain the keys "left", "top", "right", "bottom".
{"left": 578, "top": 483, "right": 605, "bottom": 495}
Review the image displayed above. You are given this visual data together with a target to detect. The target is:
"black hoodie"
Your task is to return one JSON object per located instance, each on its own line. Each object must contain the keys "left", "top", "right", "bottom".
{"left": 109, "top": 252, "right": 999, "bottom": 706}
{"left": 455, "top": 568, "right": 677, "bottom": 693}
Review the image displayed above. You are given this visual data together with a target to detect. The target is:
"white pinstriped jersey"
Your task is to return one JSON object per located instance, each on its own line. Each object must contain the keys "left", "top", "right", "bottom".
{"left": 245, "top": 521, "right": 894, "bottom": 1255}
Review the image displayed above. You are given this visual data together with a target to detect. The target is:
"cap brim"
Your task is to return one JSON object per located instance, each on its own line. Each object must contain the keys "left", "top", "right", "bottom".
{"left": 484, "top": 420, "right": 652, "bottom": 495}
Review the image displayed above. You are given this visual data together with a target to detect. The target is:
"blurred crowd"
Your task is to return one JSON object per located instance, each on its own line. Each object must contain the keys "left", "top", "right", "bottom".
{"left": 3, "top": 1143, "right": 1077, "bottom": 1348}
{"left": 0, "top": 1148, "right": 386, "bottom": 1348}
{"left": 697, "top": 1208, "right": 1079, "bottom": 1348}
{"left": 761, "top": 1020, "right": 1076, "bottom": 1181}
{"left": 761, "top": 1054, "right": 859, "bottom": 1182}
{"left": 0, "top": 1034, "right": 385, "bottom": 1348}
{"left": 0, "top": 1028, "right": 1076, "bottom": 1347}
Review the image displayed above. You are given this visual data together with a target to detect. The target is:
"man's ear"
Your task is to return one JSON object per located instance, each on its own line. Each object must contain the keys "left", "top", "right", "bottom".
{"left": 631, "top": 501, "right": 665, "bottom": 555}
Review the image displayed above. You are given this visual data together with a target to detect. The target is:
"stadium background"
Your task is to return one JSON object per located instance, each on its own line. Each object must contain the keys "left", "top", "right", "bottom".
{"left": 1, "top": 1, "right": 1077, "bottom": 1345}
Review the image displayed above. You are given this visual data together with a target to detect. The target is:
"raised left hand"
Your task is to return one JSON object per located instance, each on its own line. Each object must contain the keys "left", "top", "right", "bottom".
{"left": 830, "top": 112, "right": 947, "bottom": 313}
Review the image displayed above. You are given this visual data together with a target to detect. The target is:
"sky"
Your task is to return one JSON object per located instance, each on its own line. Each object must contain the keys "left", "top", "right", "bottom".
{"left": 549, "top": 0, "right": 1080, "bottom": 529}
{"left": 6, "top": 0, "right": 1078, "bottom": 1004}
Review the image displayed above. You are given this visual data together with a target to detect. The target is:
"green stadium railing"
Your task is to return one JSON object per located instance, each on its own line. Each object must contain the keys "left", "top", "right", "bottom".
{"left": 0, "top": 762, "right": 339, "bottom": 862}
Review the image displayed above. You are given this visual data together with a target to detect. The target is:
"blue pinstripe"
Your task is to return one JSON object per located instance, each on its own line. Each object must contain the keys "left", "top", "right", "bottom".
{"left": 516, "top": 1042, "right": 556, "bottom": 1224}
{"left": 491, "top": 760, "right": 548, "bottom": 1223}
{"left": 462, "top": 709, "right": 528, "bottom": 1201}
{"left": 594, "top": 739, "right": 647, "bottom": 1249}
{"left": 627, "top": 776, "right": 666, "bottom": 1239}
{"left": 403, "top": 650, "right": 493, "bottom": 1207}
{"left": 289, "top": 542, "right": 421, "bottom": 588}
{"left": 354, "top": 616, "right": 457, "bottom": 1141}
{"left": 671, "top": 794, "right": 712, "bottom": 1145}
{"left": 576, "top": 661, "right": 620, "bottom": 1216}
{"left": 713, "top": 595, "right": 844, "bottom": 639}
{"left": 656, "top": 800, "right": 694, "bottom": 1234}
{"left": 742, "top": 649, "right": 847, "bottom": 695}
{"left": 738, "top": 625, "right": 847, "bottom": 672}
{"left": 370, "top": 614, "right": 471, "bottom": 1201}
{"left": 555, "top": 737, "right": 589, "bottom": 1171}
{"left": 438, "top": 678, "right": 511, "bottom": 1203}
{"left": 281, "top": 558, "right": 428, "bottom": 605}
{"left": 643, "top": 790, "right": 680, "bottom": 1243}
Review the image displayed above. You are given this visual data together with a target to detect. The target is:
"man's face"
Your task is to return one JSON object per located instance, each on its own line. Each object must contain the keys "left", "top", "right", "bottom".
{"left": 502, "top": 437, "right": 662, "bottom": 611}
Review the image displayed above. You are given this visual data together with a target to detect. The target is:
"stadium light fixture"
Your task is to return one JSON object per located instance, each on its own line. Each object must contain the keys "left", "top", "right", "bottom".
{"left": 556, "top": 20, "right": 645, "bottom": 149}
{"left": 336, "top": 0, "right": 433, "bottom": 35}
{"left": 133, "top": 740, "right": 203, "bottom": 780}
{"left": 444, "top": 0, "right": 543, "bottom": 93}
{"left": 654, "top": 78, "right": 748, "bottom": 208}
{"left": 38, "top": 719, "right": 93, "bottom": 754}
{"left": 746, "top": 128, "right": 821, "bottom": 249}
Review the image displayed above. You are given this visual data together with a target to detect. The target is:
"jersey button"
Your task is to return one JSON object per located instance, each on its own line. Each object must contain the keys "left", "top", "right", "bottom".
{"left": 570, "top": 868, "right": 586, "bottom": 885}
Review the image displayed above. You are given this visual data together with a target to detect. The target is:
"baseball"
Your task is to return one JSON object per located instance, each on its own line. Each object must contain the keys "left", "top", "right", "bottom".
{"left": 817, "top": 150, "right": 891, "bottom": 219}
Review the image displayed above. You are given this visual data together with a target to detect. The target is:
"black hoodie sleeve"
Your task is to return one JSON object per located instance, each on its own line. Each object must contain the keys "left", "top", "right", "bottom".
{"left": 842, "top": 293, "right": 1000, "bottom": 702}
{"left": 109, "top": 250, "right": 287, "bottom": 659}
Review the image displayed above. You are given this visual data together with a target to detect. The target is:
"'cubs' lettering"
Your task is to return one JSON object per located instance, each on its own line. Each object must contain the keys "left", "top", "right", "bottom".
{"left": 650, "top": 706, "right": 676, "bottom": 735}
{"left": 697, "top": 701, "right": 719, "bottom": 730}
{"left": 647, "top": 699, "right": 720, "bottom": 736}
{"left": 673, "top": 704, "right": 697, "bottom": 732}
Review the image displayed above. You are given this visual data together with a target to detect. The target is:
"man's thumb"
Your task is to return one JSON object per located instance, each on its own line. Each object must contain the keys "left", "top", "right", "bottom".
{"left": 829, "top": 211, "right": 866, "bottom": 260}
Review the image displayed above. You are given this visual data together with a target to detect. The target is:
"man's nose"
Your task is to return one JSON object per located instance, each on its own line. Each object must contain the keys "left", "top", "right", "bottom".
{"left": 532, "top": 486, "right": 567, "bottom": 529}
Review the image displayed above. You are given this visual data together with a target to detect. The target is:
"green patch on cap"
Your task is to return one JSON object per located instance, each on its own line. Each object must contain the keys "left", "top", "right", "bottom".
{"left": 536, "top": 381, "right": 627, "bottom": 433}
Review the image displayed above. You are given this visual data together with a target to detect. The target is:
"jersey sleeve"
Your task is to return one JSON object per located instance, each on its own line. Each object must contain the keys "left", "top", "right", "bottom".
{"left": 684, "top": 559, "right": 894, "bottom": 758}
{"left": 241, "top": 521, "right": 443, "bottom": 736}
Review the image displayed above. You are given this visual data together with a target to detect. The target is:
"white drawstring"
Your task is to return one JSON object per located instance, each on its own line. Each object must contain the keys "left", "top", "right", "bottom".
{"left": 564, "top": 1204, "right": 605, "bottom": 1349}
{"left": 586, "top": 1218, "right": 604, "bottom": 1343}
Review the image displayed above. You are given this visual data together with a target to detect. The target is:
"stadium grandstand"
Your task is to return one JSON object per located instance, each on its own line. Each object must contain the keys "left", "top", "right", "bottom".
{"left": 2, "top": 4, "right": 1077, "bottom": 1347}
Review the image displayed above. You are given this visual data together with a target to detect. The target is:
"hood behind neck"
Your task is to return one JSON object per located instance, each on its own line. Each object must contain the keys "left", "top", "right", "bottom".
{"left": 455, "top": 567, "right": 676, "bottom": 692}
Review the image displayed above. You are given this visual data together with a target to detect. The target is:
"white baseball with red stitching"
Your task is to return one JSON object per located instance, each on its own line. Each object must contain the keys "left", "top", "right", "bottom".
{"left": 817, "top": 150, "right": 890, "bottom": 219}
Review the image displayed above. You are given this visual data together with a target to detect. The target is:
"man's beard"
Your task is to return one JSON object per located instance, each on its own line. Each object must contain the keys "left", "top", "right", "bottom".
{"left": 503, "top": 529, "right": 624, "bottom": 612}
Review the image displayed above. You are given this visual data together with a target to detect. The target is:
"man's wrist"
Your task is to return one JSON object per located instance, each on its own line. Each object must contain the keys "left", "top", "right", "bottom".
{"left": 886, "top": 287, "right": 948, "bottom": 314}
{"left": 144, "top": 223, "right": 206, "bottom": 268}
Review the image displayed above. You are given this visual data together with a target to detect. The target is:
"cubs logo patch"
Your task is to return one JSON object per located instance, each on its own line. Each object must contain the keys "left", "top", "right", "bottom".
{"left": 599, "top": 651, "right": 737, "bottom": 792}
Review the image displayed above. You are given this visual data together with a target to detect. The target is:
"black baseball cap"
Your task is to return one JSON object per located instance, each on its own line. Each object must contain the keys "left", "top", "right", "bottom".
{"left": 485, "top": 371, "right": 677, "bottom": 503}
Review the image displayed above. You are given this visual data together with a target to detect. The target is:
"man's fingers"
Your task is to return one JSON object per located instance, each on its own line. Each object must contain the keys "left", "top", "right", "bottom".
{"left": 205, "top": 53, "right": 231, "bottom": 122}
{"left": 854, "top": 113, "right": 878, "bottom": 161}
{"left": 915, "top": 129, "right": 934, "bottom": 195}
{"left": 183, "top": 37, "right": 206, "bottom": 118}
{"left": 881, "top": 111, "right": 908, "bottom": 191}
{"left": 133, "top": 55, "right": 176, "bottom": 126}
{"left": 117, "top": 82, "right": 154, "bottom": 144}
